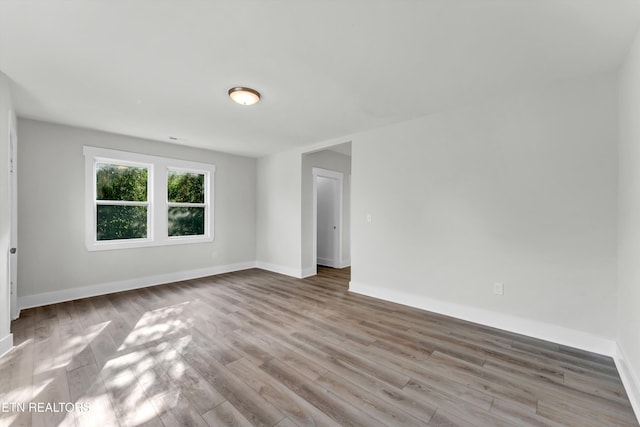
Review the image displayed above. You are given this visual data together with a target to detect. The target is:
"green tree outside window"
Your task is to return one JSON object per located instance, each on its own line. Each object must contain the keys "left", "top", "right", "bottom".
{"left": 96, "top": 163, "right": 148, "bottom": 240}
{"left": 167, "top": 170, "right": 206, "bottom": 237}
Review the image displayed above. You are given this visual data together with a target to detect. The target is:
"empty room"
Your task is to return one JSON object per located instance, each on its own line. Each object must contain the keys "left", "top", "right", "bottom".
{"left": 1, "top": 0, "right": 640, "bottom": 426}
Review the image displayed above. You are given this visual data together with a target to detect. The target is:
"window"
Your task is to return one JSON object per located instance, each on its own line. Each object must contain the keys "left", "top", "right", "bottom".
{"left": 167, "top": 169, "right": 206, "bottom": 237}
{"left": 96, "top": 162, "right": 150, "bottom": 241}
{"left": 84, "top": 146, "right": 215, "bottom": 251}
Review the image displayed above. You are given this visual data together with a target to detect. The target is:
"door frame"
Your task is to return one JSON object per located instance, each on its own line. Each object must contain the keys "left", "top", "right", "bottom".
{"left": 312, "top": 167, "right": 344, "bottom": 273}
{"left": 8, "top": 110, "right": 18, "bottom": 320}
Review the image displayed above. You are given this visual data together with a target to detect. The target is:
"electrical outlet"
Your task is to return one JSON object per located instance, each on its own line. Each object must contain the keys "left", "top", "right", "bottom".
{"left": 366, "top": 214, "right": 372, "bottom": 223}
{"left": 493, "top": 282, "right": 504, "bottom": 296}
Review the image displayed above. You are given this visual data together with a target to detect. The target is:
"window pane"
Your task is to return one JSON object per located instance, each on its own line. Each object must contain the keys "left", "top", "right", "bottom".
{"left": 168, "top": 171, "right": 205, "bottom": 203}
{"left": 97, "top": 163, "right": 148, "bottom": 201}
{"left": 168, "top": 207, "right": 205, "bottom": 236}
{"left": 97, "top": 205, "right": 148, "bottom": 240}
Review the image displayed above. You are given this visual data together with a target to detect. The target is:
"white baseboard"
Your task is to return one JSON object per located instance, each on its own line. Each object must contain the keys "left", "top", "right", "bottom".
{"left": 18, "top": 261, "right": 256, "bottom": 310}
{"left": 17, "top": 259, "right": 330, "bottom": 310}
{"left": 255, "top": 261, "right": 304, "bottom": 279}
{"left": 0, "top": 333, "right": 13, "bottom": 358}
{"left": 318, "top": 258, "right": 351, "bottom": 269}
{"left": 349, "top": 281, "right": 616, "bottom": 357}
{"left": 615, "top": 343, "right": 640, "bottom": 423}
{"left": 317, "top": 257, "right": 337, "bottom": 268}
{"left": 301, "top": 266, "right": 317, "bottom": 278}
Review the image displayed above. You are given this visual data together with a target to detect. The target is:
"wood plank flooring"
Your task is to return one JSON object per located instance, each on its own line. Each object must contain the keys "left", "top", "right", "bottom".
{"left": 1, "top": 267, "right": 637, "bottom": 426}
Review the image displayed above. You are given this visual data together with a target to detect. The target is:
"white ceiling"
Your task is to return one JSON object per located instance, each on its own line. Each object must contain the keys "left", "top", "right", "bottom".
{"left": 1, "top": 1, "right": 639, "bottom": 157}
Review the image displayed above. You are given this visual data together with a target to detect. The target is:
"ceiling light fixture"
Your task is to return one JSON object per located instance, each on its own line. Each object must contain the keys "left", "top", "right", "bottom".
{"left": 228, "top": 86, "right": 261, "bottom": 106}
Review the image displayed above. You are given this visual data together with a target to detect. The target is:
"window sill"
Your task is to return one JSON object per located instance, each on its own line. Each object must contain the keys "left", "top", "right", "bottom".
{"left": 86, "top": 235, "right": 214, "bottom": 251}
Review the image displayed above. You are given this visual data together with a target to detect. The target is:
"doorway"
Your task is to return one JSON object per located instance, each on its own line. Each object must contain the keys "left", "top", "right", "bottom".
{"left": 317, "top": 176, "right": 339, "bottom": 267}
{"left": 312, "top": 167, "right": 343, "bottom": 269}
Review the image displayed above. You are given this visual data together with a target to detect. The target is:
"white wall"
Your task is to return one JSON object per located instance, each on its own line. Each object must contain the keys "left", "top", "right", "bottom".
{"left": 349, "top": 73, "right": 619, "bottom": 351}
{"left": 17, "top": 119, "right": 256, "bottom": 304}
{"left": 256, "top": 149, "right": 302, "bottom": 277}
{"left": 0, "top": 72, "right": 13, "bottom": 355}
{"left": 301, "top": 149, "right": 351, "bottom": 273}
{"left": 618, "top": 26, "right": 640, "bottom": 417}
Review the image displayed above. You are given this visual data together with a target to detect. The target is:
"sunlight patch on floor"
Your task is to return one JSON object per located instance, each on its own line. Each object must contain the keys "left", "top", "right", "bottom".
{"left": 119, "top": 302, "right": 194, "bottom": 351}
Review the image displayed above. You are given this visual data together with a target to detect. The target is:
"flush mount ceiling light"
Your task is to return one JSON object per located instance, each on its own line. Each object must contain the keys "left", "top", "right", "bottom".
{"left": 228, "top": 86, "right": 261, "bottom": 106}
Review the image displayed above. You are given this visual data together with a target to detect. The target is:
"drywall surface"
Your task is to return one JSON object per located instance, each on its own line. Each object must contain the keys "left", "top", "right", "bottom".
{"left": 351, "top": 73, "right": 618, "bottom": 340}
{"left": 618, "top": 26, "right": 640, "bottom": 417}
{"left": 301, "top": 149, "right": 351, "bottom": 272}
{"left": 0, "top": 72, "right": 13, "bottom": 349}
{"left": 17, "top": 119, "right": 256, "bottom": 298}
{"left": 256, "top": 149, "right": 302, "bottom": 275}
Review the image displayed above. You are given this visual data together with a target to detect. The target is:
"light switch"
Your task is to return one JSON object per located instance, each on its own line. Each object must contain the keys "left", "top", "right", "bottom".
{"left": 493, "top": 282, "right": 504, "bottom": 295}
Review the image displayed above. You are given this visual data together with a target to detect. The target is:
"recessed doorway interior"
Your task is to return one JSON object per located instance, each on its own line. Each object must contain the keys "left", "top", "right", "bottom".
{"left": 315, "top": 171, "right": 342, "bottom": 268}
{"left": 303, "top": 143, "right": 351, "bottom": 278}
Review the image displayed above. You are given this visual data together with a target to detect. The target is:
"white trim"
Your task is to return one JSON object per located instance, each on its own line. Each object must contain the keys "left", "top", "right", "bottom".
{"left": 338, "top": 259, "right": 351, "bottom": 268}
{"left": 301, "top": 267, "right": 316, "bottom": 278}
{"left": 18, "top": 262, "right": 255, "bottom": 310}
{"left": 255, "top": 261, "right": 304, "bottom": 279}
{"left": 17, "top": 261, "right": 316, "bottom": 310}
{"left": 317, "top": 257, "right": 339, "bottom": 268}
{"left": 349, "top": 281, "right": 616, "bottom": 357}
{"left": 615, "top": 343, "right": 640, "bottom": 423}
{"left": 312, "top": 167, "right": 344, "bottom": 181}
{"left": 8, "top": 109, "right": 18, "bottom": 320}
{"left": 83, "top": 146, "right": 215, "bottom": 251}
{"left": 312, "top": 167, "right": 344, "bottom": 276}
{"left": 0, "top": 333, "right": 13, "bottom": 359}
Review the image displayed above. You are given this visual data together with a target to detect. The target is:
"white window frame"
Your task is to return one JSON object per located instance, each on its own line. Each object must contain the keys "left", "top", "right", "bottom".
{"left": 94, "top": 158, "right": 153, "bottom": 246}
{"left": 166, "top": 166, "right": 210, "bottom": 241}
{"left": 84, "top": 146, "right": 215, "bottom": 251}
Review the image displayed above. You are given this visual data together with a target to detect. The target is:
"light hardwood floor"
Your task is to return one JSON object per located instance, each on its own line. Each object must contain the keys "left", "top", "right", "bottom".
{"left": 0, "top": 267, "right": 638, "bottom": 427}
